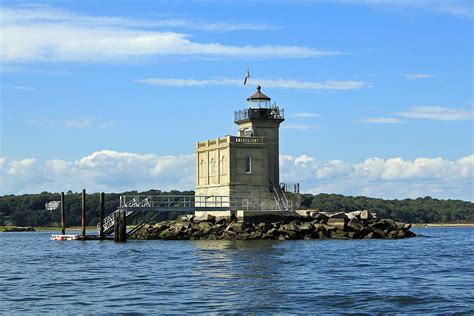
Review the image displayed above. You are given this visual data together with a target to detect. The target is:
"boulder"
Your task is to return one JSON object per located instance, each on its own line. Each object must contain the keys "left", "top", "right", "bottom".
{"left": 248, "top": 231, "right": 263, "bottom": 240}
{"left": 327, "top": 218, "right": 345, "bottom": 230}
{"left": 281, "top": 223, "right": 299, "bottom": 232}
{"left": 215, "top": 217, "right": 228, "bottom": 224}
{"left": 198, "top": 221, "right": 213, "bottom": 230}
{"left": 364, "top": 232, "right": 374, "bottom": 239}
{"left": 347, "top": 218, "right": 363, "bottom": 231}
{"left": 347, "top": 231, "right": 360, "bottom": 239}
{"left": 402, "top": 223, "right": 413, "bottom": 231}
{"left": 370, "top": 221, "right": 389, "bottom": 230}
{"left": 395, "top": 222, "right": 405, "bottom": 230}
{"left": 236, "top": 233, "right": 249, "bottom": 240}
{"left": 158, "top": 228, "right": 175, "bottom": 239}
{"left": 345, "top": 211, "right": 362, "bottom": 220}
{"left": 360, "top": 210, "right": 373, "bottom": 220}
{"left": 285, "top": 230, "right": 300, "bottom": 239}
{"left": 271, "top": 222, "right": 281, "bottom": 229}
{"left": 310, "top": 212, "right": 329, "bottom": 223}
{"left": 371, "top": 228, "right": 386, "bottom": 238}
{"left": 388, "top": 230, "right": 406, "bottom": 239}
{"left": 318, "top": 230, "right": 329, "bottom": 239}
{"left": 321, "top": 224, "right": 337, "bottom": 232}
{"left": 174, "top": 221, "right": 191, "bottom": 231}
{"left": 359, "top": 227, "right": 372, "bottom": 238}
{"left": 330, "top": 229, "right": 346, "bottom": 239}
{"left": 153, "top": 223, "right": 169, "bottom": 231}
{"left": 378, "top": 219, "right": 397, "bottom": 231}
{"left": 194, "top": 213, "right": 216, "bottom": 223}
{"left": 299, "top": 222, "right": 313, "bottom": 232}
{"left": 226, "top": 222, "right": 244, "bottom": 233}
{"left": 224, "top": 230, "right": 237, "bottom": 237}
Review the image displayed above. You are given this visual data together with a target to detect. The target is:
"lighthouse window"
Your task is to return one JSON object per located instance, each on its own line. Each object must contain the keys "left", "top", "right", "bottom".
{"left": 244, "top": 128, "right": 254, "bottom": 137}
{"left": 220, "top": 156, "right": 225, "bottom": 174}
{"left": 200, "top": 160, "right": 205, "bottom": 177}
{"left": 210, "top": 158, "right": 215, "bottom": 176}
{"left": 245, "top": 155, "right": 252, "bottom": 174}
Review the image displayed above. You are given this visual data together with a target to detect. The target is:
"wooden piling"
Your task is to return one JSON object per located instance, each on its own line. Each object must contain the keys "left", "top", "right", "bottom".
{"left": 114, "top": 210, "right": 127, "bottom": 242}
{"left": 99, "top": 192, "right": 105, "bottom": 238}
{"left": 81, "top": 189, "right": 86, "bottom": 237}
{"left": 60, "top": 192, "right": 65, "bottom": 235}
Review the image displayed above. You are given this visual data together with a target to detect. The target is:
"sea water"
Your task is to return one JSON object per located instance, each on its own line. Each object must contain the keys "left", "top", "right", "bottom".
{"left": 1, "top": 227, "right": 473, "bottom": 314}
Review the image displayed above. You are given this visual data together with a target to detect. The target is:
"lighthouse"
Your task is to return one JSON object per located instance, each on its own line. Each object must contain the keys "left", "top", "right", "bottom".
{"left": 195, "top": 85, "right": 293, "bottom": 213}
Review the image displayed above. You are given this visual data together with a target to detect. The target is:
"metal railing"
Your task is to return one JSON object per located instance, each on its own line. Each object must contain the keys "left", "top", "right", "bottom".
{"left": 234, "top": 107, "right": 284, "bottom": 122}
{"left": 280, "top": 183, "right": 300, "bottom": 194}
{"left": 231, "top": 136, "right": 264, "bottom": 144}
{"left": 98, "top": 194, "right": 297, "bottom": 234}
{"left": 118, "top": 194, "right": 293, "bottom": 212}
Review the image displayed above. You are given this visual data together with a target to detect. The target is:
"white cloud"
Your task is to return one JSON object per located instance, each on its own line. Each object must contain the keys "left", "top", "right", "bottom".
{"left": 404, "top": 73, "right": 433, "bottom": 80}
{"left": 294, "top": 155, "right": 315, "bottom": 167}
{"left": 396, "top": 106, "right": 473, "bottom": 121}
{"left": 137, "top": 77, "right": 370, "bottom": 91}
{"left": 282, "top": 124, "right": 315, "bottom": 130}
{"left": 26, "top": 118, "right": 56, "bottom": 127}
{"left": 315, "top": 160, "right": 354, "bottom": 180}
{"left": 11, "top": 86, "right": 36, "bottom": 91}
{"left": 362, "top": 117, "right": 402, "bottom": 124}
{"left": 1, "top": 151, "right": 472, "bottom": 200}
{"left": 7, "top": 158, "right": 36, "bottom": 175}
{"left": 0, "top": 6, "right": 269, "bottom": 32}
{"left": 0, "top": 150, "right": 195, "bottom": 194}
{"left": 279, "top": 154, "right": 474, "bottom": 200}
{"left": 324, "top": 0, "right": 473, "bottom": 18}
{"left": 0, "top": 6, "right": 337, "bottom": 63}
{"left": 63, "top": 118, "right": 114, "bottom": 128}
{"left": 26, "top": 118, "right": 114, "bottom": 128}
{"left": 292, "top": 112, "right": 321, "bottom": 118}
{"left": 64, "top": 119, "right": 93, "bottom": 129}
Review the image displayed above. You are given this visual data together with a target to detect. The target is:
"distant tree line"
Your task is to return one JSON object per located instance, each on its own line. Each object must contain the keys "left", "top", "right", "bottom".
{"left": 299, "top": 193, "right": 473, "bottom": 223}
{"left": 0, "top": 190, "right": 472, "bottom": 226}
{"left": 0, "top": 190, "right": 193, "bottom": 227}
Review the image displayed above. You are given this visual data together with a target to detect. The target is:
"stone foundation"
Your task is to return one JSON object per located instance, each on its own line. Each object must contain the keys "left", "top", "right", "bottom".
{"left": 131, "top": 210, "right": 417, "bottom": 241}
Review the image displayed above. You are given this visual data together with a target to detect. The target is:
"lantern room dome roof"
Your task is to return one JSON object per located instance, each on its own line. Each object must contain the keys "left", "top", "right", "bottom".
{"left": 247, "top": 85, "right": 271, "bottom": 101}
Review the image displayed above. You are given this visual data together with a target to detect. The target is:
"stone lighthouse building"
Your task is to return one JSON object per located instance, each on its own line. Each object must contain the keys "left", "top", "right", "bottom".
{"left": 196, "top": 86, "right": 294, "bottom": 211}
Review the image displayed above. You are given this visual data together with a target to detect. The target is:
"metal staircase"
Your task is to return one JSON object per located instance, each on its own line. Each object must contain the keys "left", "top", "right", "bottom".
{"left": 98, "top": 196, "right": 153, "bottom": 235}
{"left": 273, "top": 186, "right": 291, "bottom": 211}
{"left": 99, "top": 209, "right": 136, "bottom": 235}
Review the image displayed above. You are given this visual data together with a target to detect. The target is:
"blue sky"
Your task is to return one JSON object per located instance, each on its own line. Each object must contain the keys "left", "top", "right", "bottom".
{"left": 0, "top": 0, "right": 472, "bottom": 200}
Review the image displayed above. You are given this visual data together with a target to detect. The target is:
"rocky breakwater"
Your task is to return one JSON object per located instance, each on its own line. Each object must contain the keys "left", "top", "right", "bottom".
{"left": 131, "top": 210, "right": 416, "bottom": 240}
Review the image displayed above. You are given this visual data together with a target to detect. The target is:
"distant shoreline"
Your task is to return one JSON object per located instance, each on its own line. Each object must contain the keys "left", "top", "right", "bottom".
{"left": 412, "top": 223, "right": 474, "bottom": 227}
{"left": 2, "top": 223, "right": 474, "bottom": 232}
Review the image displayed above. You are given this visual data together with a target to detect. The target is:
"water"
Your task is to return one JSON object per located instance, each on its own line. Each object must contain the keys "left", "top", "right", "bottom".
{"left": 1, "top": 227, "right": 473, "bottom": 314}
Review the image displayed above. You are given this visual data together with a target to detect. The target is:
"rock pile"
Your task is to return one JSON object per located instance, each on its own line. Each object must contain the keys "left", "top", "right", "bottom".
{"left": 131, "top": 210, "right": 416, "bottom": 240}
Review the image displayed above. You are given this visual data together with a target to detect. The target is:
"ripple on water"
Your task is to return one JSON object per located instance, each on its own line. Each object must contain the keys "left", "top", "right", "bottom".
{"left": 0, "top": 228, "right": 473, "bottom": 313}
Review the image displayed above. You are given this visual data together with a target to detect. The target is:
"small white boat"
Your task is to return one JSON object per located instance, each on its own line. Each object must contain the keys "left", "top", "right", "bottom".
{"left": 51, "top": 234, "right": 78, "bottom": 241}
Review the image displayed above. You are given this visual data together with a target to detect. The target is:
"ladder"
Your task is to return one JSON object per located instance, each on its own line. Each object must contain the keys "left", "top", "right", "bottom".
{"left": 273, "top": 186, "right": 291, "bottom": 211}
{"left": 98, "top": 209, "right": 137, "bottom": 235}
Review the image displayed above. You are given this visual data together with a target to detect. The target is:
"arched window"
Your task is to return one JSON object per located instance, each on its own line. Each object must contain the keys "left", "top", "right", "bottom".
{"left": 245, "top": 155, "right": 252, "bottom": 174}
{"left": 200, "top": 160, "right": 205, "bottom": 177}
{"left": 210, "top": 158, "right": 215, "bottom": 176}
{"left": 220, "top": 155, "right": 225, "bottom": 174}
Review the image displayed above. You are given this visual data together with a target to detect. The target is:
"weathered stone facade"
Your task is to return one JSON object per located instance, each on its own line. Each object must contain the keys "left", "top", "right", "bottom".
{"left": 195, "top": 86, "right": 284, "bottom": 210}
